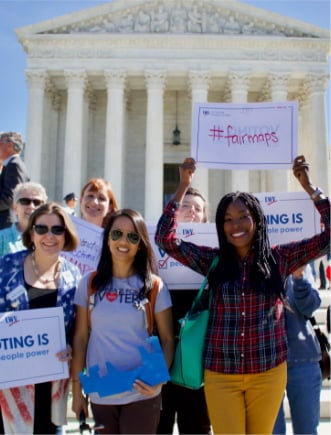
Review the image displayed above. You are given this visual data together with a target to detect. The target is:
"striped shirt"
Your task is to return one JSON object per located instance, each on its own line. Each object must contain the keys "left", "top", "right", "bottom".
{"left": 155, "top": 198, "right": 330, "bottom": 374}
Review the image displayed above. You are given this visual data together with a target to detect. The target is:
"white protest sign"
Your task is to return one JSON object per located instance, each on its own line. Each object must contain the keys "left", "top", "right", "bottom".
{"left": 149, "top": 223, "right": 217, "bottom": 290}
{"left": 149, "top": 191, "right": 319, "bottom": 289}
{"left": 62, "top": 216, "right": 103, "bottom": 276}
{"left": 191, "top": 101, "right": 298, "bottom": 169}
{"left": 254, "top": 191, "right": 320, "bottom": 244}
{"left": 0, "top": 307, "right": 68, "bottom": 389}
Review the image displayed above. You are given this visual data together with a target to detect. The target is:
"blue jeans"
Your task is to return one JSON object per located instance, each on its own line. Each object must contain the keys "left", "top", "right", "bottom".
{"left": 273, "top": 362, "right": 322, "bottom": 435}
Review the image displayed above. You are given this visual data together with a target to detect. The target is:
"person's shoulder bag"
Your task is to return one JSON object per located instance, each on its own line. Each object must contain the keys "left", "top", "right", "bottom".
{"left": 170, "top": 255, "right": 219, "bottom": 389}
{"left": 309, "top": 316, "right": 331, "bottom": 380}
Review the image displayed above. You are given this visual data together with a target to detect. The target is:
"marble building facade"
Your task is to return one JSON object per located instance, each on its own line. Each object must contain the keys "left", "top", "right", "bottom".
{"left": 16, "top": 0, "right": 330, "bottom": 221}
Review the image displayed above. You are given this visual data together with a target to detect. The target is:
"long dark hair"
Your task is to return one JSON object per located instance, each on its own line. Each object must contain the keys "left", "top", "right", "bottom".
{"left": 92, "top": 208, "right": 158, "bottom": 297}
{"left": 209, "top": 192, "right": 285, "bottom": 300}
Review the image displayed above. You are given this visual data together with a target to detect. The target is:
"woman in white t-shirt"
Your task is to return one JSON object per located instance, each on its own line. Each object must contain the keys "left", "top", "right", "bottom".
{"left": 71, "top": 208, "right": 174, "bottom": 434}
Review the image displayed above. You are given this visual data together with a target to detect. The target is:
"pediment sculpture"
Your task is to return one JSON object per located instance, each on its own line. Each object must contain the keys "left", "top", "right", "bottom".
{"left": 42, "top": 1, "right": 315, "bottom": 38}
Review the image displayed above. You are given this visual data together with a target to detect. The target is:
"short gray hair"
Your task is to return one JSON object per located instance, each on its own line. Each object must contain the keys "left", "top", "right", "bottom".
{"left": 13, "top": 182, "right": 48, "bottom": 204}
{"left": 0, "top": 132, "right": 24, "bottom": 152}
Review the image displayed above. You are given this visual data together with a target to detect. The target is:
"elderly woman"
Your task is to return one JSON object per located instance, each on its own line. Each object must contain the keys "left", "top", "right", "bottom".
{"left": 0, "top": 202, "right": 81, "bottom": 434}
{"left": 0, "top": 181, "right": 47, "bottom": 257}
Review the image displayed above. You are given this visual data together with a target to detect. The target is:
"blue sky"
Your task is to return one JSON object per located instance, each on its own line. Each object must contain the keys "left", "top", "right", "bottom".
{"left": 0, "top": 0, "right": 330, "bottom": 139}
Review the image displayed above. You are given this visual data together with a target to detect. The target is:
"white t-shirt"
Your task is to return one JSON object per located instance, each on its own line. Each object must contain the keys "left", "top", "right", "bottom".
{"left": 74, "top": 272, "right": 172, "bottom": 404}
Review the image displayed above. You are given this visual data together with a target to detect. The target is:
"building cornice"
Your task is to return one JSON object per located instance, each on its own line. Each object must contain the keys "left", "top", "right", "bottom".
{"left": 21, "top": 34, "right": 330, "bottom": 66}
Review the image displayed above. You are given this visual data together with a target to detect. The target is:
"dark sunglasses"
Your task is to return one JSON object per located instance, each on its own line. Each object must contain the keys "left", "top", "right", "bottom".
{"left": 33, "top": 224, "right": 66, "bottom": 236}
{"left": 18, "top": 198, "right": 43, "bottom": 207}
{"left": 109, "top": 229, "right": 140, "bottom": 245}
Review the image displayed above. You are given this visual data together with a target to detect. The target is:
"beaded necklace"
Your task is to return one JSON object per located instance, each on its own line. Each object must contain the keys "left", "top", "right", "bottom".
{"left": 31, "top": 252, "right": 61, "bottom": 284}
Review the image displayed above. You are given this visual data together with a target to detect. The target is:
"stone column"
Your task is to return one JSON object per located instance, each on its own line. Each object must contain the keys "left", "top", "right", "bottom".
{"left": 104, "top": 70, "right": 127, "bottom": 207}
{"left": 25, "top": 69, "right": 47, "bottom": 182}
{"left": 44, "top": 80, "right": 62, "bottom": 200}
{"left": 144, "top": 71, "right": 166, "bottom": 221}
{"left": 290, "top": 86, "right": 314, "bottom": 193}
{"left": 83, "top": 83, "right": 97, "bottom": 181}
{"left": 269, "top": 74, "right": 290, "bottom": 192}
{"left": 189, "top": 71, "right": 210, "bottom": 198}
{"left": 256, "top": 80, "right": 272, "bottom": 193}
{"left": 296, "top": 84, "right": 311, "bottom": 191}
{"left": 228, "top": 72, "right": 250, "bottom": 191}
{"left": 304, "top": 74, "right": 329, "bottom": 192}
{"left": 63, "top": 70, "right": 86, "bottom": 198}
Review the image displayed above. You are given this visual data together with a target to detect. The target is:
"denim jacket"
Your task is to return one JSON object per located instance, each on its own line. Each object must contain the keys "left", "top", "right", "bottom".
{"left": 285, "top": 269, "right": 321, "bottom": 365}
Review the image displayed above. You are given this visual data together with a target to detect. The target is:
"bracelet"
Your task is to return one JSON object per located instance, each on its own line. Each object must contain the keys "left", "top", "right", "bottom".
{"left": 310, "top": 187, "right": 323, "bottom": 200}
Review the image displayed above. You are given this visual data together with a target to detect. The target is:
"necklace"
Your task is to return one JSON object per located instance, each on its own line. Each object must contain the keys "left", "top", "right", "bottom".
{"left": 31, "top": 252, "right": 61, "bottom": 284}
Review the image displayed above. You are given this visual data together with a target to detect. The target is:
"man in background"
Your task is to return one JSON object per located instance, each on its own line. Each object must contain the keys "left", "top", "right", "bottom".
{"left": 0, "top": 132, "right": 30, "bottom": 229}
{"left": 62, "top": 192, "right": 78, "bottom": 216}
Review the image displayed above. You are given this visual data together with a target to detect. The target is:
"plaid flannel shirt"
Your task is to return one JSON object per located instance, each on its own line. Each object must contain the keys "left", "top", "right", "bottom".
{"left": 155, "top": 198, "right": 330, "bottom": 374}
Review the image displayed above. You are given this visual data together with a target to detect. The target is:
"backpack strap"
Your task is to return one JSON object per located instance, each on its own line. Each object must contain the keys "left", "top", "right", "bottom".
{"left": 87, "top": 271, "right": 97, "bottom": 331}
{"left": 144, "top": 275, "right": 161, "bottom": 336}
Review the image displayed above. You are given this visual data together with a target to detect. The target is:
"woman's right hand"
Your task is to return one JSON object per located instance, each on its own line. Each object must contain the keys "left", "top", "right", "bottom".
{"left": 71, "top": 386, "right": 89, "bottom": 419}
{"left": 179, "top": 157, "right": 196, "bottom": 187}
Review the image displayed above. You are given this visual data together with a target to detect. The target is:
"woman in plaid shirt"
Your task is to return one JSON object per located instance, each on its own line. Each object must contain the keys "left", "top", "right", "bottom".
{"left": 155, "top": 155, "right": 330, "bottom": 434}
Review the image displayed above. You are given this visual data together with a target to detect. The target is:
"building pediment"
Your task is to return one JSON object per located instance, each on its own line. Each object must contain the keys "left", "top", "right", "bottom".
{"left": 16, "top": 0, "right": 329, "bottom": 39}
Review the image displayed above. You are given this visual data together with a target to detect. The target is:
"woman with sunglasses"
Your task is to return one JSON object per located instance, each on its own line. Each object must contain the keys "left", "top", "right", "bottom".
{"left": 0, "top": 181, "right": 47, "bottom": 257}
{"left": 71, "top": 208, "right": 174, "bottom": 434}
{"left": 0, "top": 202, "right": 81, "bottom": 434}
{"left": 79, "top": 178, "right": 119, "bottom": 228}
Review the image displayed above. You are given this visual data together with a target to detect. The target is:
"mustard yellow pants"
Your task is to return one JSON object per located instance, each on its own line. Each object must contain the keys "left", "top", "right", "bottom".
{"left": 204, "top": 362, "right": 287, "bottom": 435}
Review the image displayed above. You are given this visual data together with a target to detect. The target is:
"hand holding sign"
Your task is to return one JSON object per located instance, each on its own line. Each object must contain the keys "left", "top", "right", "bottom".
{"left": 0, "top": 307, "right": 68, "bottom": 389}
{"left": 191, "top": 101, "right": 298, "bottom": 169}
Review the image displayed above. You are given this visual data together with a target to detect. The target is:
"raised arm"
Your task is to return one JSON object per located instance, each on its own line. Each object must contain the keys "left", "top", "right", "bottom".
{"left": 292, "top": 155, "right": 325, "bottom": 201}
{"left": 172, "top": 157, "right": 196, "bottom": 203}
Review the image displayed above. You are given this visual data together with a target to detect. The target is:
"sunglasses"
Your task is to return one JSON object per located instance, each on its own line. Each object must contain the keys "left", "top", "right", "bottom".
{"left": 18, "top": 198, "right": 43, "bottom": 207}
{"left": 109, "top": 229, "right": 140, "bottom": 245}
{"left": 33, "top": 224, "right": 66, "bottom": 236}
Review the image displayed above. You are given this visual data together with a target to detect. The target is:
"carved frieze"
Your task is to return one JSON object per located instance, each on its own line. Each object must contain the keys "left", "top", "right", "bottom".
{"left": 40, "top": 1, "right": 316, "bottom": 38}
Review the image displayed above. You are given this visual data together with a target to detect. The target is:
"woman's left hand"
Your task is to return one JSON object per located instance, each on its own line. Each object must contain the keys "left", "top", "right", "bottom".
{"left": 56, "top": 344, "right": 72, "bottom": 362}
{"left": 133, "top": 379, "right": 164, "bottom": 396}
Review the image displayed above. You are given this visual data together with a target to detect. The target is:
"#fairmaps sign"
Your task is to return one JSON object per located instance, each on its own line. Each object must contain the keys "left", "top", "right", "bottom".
{"left": 191, "top": 101, "right": 298, "bottom": 169}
